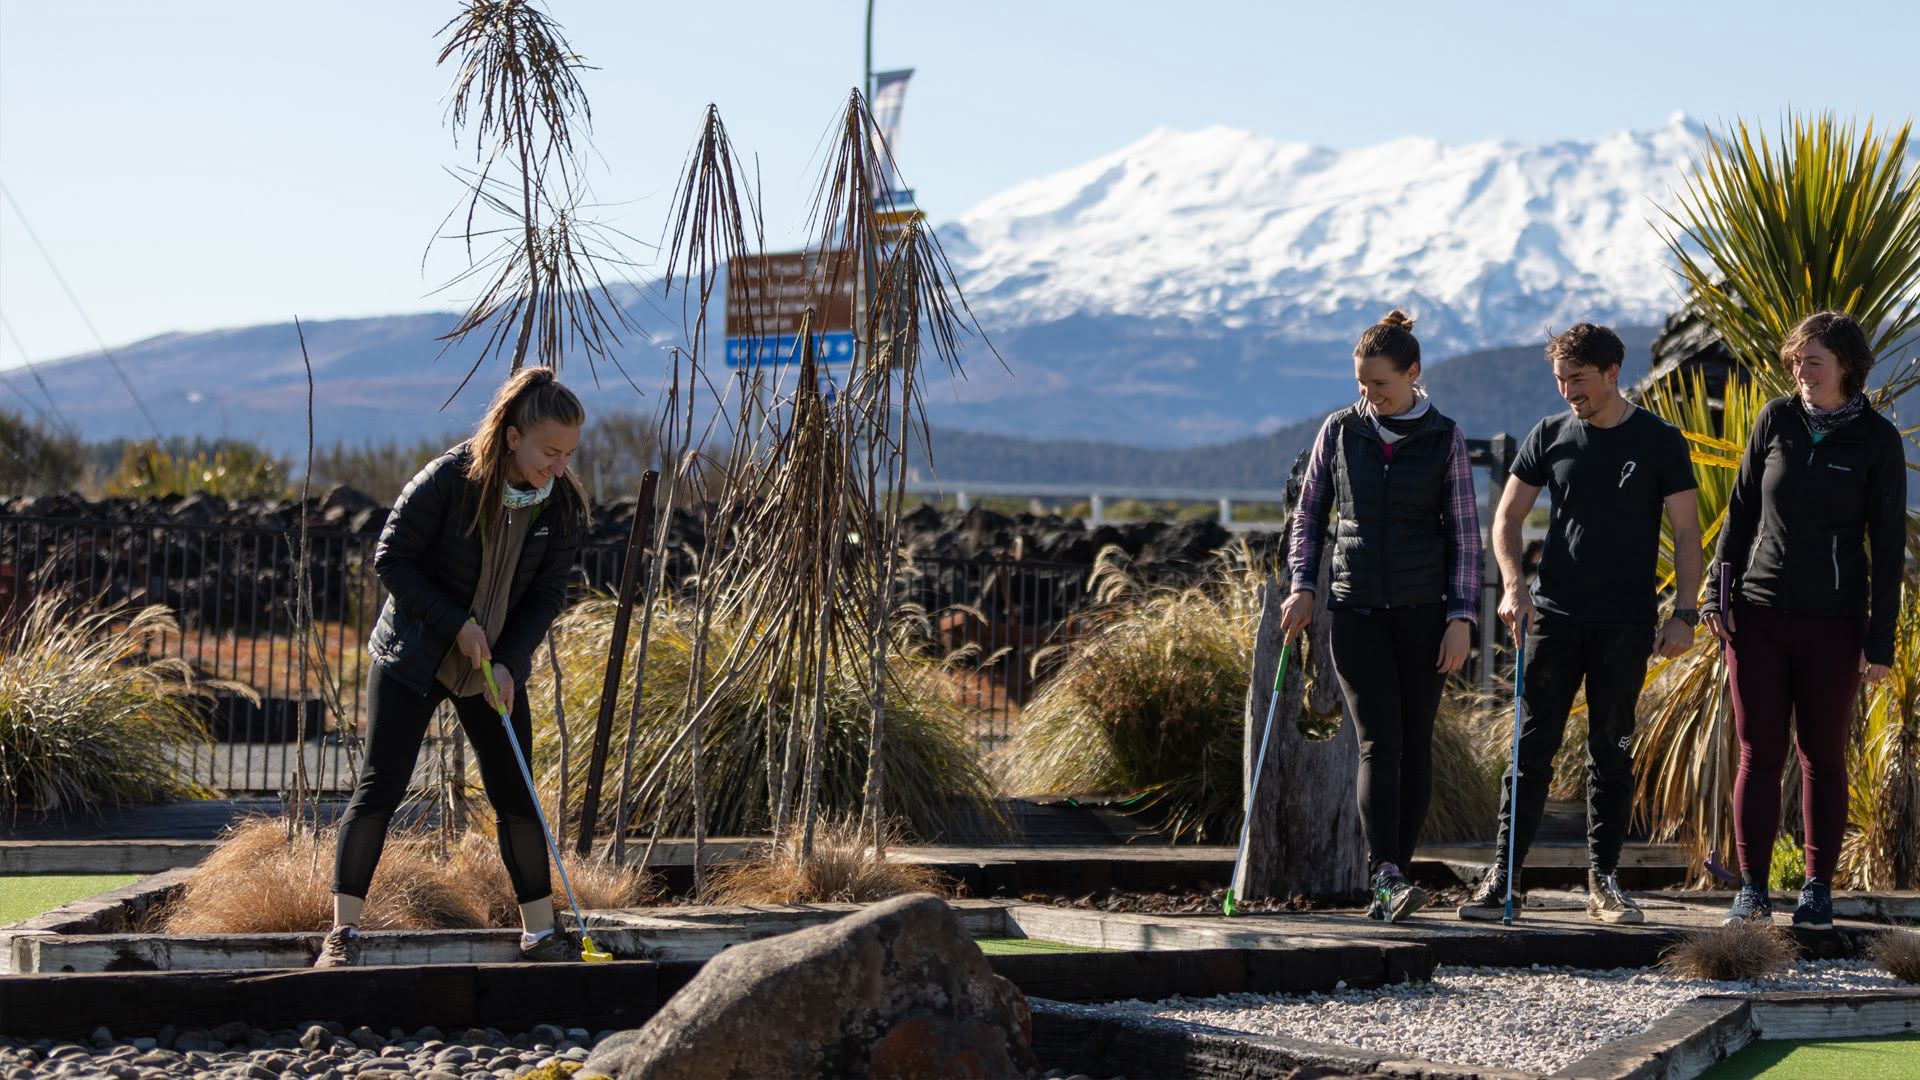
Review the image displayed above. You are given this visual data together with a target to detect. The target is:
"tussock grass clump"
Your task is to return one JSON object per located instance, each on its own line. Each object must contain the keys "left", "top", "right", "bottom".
{"left": 1870, "top": 928, "right": 1920, "bottom": 984}
{"left": 534, "top": 597, "right": 997, "bottom": 841}
{"left": 163, "top": 816, "right": 653, "bottom": 933}
{"left": 706, "top": 819, "right": 949, "bottom": 905}
{"left": 1659, "top": 921, "right": 1798, "bottom": 982}
{"left": 1, "top": 597, "right": 235, "bottom": 818}
{"left": 1002, "top": 550, "right": 1259, "bottom": 841}
{"left": 1424, "top": 686, "right": 1506, "bottom": 843}
{"left": 1006, "top": 549, "right": 1502, "bottom": 843}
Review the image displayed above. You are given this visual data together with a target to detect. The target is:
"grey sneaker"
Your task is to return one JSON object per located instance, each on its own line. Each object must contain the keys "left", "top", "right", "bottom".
{"left": 1371, "top": 862, "right": 1427, "bottom": 924}
{"left": 1586, "top": 869, "right": 1645, "bottom": 924}
{"left": 1458, "top": 866, "right": 1521, "bottom": 921}
{"left": 519, "top": 928, "right": 583, "bottom": 963}
{"left": 1723, "top": 882, "right": 1773, "bottom": 925}
{"left": 313, "top": 926, "right": 361, "bottom": 968}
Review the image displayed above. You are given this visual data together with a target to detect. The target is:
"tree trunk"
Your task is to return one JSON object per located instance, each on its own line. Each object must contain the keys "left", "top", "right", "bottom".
{"left": 1239, "top": 572, "right": 1365, "bottom": 902}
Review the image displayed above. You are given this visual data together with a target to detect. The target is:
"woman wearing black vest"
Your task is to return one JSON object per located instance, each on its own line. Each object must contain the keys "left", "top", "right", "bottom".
{"left": 1282, "top": 310, "right": 1483, "bottom": 922}
{"left": 1703, "top": 311, "right": 1906, "bottom": 930}
{"left": 314, "top": 368, "right": 588, "bottom": 967}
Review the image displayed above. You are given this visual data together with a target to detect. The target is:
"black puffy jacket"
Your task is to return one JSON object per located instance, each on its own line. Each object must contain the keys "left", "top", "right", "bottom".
{"left": 1704, "top": 395, "right": 1908, "bottom": 666}
{"left": 1326, "top": 404, "right": 1458, "bottom": 610}
{"left": 366, "top": 443, "right": 583, "bottom": 695}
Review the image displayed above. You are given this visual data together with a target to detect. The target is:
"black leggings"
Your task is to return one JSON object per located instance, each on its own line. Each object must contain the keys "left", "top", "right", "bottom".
{"left": 1329, "top": 603, "right": 1449, "bottom": 872}
{"left": 332, "top": 662, "right": 552, "bottom": 904}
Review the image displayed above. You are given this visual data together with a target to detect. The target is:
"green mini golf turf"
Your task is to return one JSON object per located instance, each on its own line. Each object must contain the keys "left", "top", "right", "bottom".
{"left": 1699, "top": 1034, "right": 1920, "bottom": 1080}
{"left": 0, "top": 874, "right": 140, "bottom": 925}
{"left": 973, "top": 937, "right": 1114, "bottom": 956}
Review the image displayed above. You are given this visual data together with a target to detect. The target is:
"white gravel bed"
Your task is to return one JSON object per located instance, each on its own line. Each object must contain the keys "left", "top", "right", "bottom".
{"left": 1102, "top": 961, "right": 1912, "bottom": 1074}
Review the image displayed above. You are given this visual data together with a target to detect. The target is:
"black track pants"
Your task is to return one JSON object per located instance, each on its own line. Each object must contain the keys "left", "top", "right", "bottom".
{"left": 332, "top": 662, "right": 552, "bottom": 904}
{"left": 1330, "top": 603, "right": 1450, "bottom": 872}
{"left": 1493, "top": 616, "right": 1653, "bottom": 876}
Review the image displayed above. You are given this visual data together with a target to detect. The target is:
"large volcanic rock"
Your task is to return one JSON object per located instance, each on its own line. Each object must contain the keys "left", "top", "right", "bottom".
{"left": 583, "top": 893, "right": 1038, "bottom": 1080}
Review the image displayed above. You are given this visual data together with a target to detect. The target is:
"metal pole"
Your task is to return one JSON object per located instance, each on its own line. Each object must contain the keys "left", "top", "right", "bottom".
{"left": 864, "top": 0, "right": 875, "bottom": 101}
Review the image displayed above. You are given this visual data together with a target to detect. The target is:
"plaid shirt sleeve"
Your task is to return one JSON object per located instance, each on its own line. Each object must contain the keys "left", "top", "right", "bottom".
{"left": 1286, "top": 417, "right": 1339, "bottom": 594}
{"left": 1441, "top": 426, "right": 1483, "bottom": 624}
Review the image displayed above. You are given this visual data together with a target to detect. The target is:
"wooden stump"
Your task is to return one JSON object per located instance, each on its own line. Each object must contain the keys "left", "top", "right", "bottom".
{"left": 1239, "top": 573, "right": 1365, "bottom": 901}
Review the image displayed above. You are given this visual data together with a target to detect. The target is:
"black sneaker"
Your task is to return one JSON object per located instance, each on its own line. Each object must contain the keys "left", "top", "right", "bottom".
{"left": 1791, "top": 881, "right": 1833, "bottom": 931}
{"left": 1722, "top": 882, "right": 1773, "bottom": 925}
{"left": 1457, "top": 866, "right": 1521, "bottom": 921}
{"left": 313, "top": 926, "right": 361, "bottom": 968}
{"left": 1586, "top": 869, "right": 1645, "bottom": 925}
{"left": 519, "top": 928, "right": 583, "bottom": 963}
{"left": 1371, "top": 862, "right": 1427, "bottom": 924}
{"left": 1365, "top": 895, "right": 1385, "bottom": 920}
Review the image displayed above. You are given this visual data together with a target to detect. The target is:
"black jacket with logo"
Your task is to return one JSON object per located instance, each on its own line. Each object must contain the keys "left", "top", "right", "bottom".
{"left": 366, "top": 443, "right": 583, "bottom": 695}
{"left": 1703, "top": 395, "right": 1908, "bottom": 666}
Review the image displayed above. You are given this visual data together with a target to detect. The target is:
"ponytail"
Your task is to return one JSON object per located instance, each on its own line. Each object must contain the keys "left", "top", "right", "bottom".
{"left": 464, "top": 367, "right": 588, "bottom": 534}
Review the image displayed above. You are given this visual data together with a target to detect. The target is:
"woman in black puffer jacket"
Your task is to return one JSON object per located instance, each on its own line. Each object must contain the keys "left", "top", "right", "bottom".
{"left": 315, "top": 367, "right": 587, "bottom": 968}
{"left": 1703, "top": 311, "right": 1909, "bottom": 931}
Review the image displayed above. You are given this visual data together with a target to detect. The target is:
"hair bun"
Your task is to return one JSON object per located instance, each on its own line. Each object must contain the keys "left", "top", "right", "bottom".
{"left": 1380, "top": 309, "right": 1415, "bottom": 331}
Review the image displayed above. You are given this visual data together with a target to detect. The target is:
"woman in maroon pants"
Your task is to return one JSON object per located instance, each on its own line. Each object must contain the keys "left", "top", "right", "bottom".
{"left": 1702, "top": 311, "right": 1907, "bottom": 929}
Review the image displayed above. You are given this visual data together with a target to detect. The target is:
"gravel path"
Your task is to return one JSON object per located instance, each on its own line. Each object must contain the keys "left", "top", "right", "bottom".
{"left": 0, "top": 1022, "right": 608, "bottom": 1079}
{"left": 1103, "top": 961, "right": 1913, "bottom": 1074}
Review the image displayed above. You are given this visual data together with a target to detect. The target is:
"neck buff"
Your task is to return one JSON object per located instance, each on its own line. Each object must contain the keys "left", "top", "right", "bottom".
{"left": 1361, "top": 390, "right": 1431, "bottom": 431}
{"left": 1801, "top": 392, "right": 1868, "bottom": 435}
{"left": 502, "top": 474, "right": 555, "bottom": 510}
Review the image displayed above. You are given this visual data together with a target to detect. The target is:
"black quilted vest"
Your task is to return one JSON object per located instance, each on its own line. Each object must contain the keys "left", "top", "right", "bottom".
{"left": 1326, "top": 404, "right": 1457, "bottom": 610}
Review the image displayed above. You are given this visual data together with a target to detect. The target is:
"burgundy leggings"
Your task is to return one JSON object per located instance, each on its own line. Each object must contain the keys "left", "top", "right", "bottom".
{"left": 1726, "top": 602, "right": 1865, "bottom": 884}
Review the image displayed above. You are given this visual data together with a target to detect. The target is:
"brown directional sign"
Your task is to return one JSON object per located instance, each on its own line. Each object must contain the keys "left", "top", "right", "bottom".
{"left": 725, "top": 250, "right": 857, "bottom": 365}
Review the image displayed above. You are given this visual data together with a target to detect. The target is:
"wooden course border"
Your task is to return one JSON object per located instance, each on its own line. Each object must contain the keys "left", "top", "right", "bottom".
{"left": 0, "top": 963, "right": 664, "bottom": 1043}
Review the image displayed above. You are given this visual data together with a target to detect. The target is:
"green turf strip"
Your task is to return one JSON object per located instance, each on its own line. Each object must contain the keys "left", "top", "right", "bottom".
{"left": 1699, "top": 1035, "right": 1920, "bottom": 1080}
{"left": 974, "top": 937, "right": 1114, "bottom": 956}
{"left": 0, "top": 874, "right": 140, "bottom": 925}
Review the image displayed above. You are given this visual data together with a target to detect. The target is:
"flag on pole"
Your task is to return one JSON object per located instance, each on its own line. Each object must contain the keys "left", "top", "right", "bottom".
{"left": 871, "top": 68, "right": 914, "bottom": 190}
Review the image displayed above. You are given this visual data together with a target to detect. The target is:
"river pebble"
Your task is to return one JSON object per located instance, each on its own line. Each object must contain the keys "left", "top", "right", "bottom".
{"left": 0, "top": 1024, "right": 617, "bottom": 1079}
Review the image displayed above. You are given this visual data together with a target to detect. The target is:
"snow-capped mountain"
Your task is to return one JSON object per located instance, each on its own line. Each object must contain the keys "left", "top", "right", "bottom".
{"left": 945, "top": 113, "right": 1704, "bottom": 356}
{"left": 20, "top": 116, "right": 1752, "bottom": 454}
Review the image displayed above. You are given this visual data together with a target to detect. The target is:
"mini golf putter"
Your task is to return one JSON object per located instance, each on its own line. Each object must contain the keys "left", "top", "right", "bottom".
{"left": 1503, "top": 620, "right": 1527, "bottom": 927}
{"left": 1225, "top": 641, "right": 1292, "bottom": 917}
{"left": 482, "top": 663, "right": 614, "bottom": 963}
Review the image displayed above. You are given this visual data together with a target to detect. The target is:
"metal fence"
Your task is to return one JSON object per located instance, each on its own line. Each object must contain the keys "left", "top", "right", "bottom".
{"left": 0, "top": 514, "right": 1091, "bottom": 793}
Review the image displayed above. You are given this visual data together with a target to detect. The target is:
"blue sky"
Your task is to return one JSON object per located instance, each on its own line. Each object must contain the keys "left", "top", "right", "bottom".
{"left": 1, "top": 0, "right": 1914, "bottom": 370}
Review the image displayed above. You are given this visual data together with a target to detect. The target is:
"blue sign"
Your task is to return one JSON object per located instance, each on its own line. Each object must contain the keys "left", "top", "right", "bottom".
{"left": 725, "top": 331, "right": 856, "bottom": 367}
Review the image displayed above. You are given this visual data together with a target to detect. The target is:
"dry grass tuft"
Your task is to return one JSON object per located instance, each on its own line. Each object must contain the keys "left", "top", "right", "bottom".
{"left": 1870, "top": 927, "right": 1920, "bottom": 984}
{"left": 706, "top": 819, "right": 949, "bottom": 905}
{"left": 163, "top": 815, "right": 654, "bottom": 933}
{"left": 1659, "top": 921, "right": 1798, "bottom": 982}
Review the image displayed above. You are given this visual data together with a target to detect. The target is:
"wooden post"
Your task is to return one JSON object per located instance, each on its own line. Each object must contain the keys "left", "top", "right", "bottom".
{"left": 1238, "top": 568, "right": 1365, "bottom": 902}
{"left": 575, "top": 469, "right": 660, "bottom": 857}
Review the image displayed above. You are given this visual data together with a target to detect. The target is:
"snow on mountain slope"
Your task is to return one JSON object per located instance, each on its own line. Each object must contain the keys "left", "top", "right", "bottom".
{"left": 944, "top": 113, "right": 1705, "bottom": 357}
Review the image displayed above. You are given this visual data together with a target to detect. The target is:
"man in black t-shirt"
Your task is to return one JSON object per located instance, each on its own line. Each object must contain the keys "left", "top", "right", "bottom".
{"left": 1457, "top": 324, "right": 1702, "bottom": 925}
